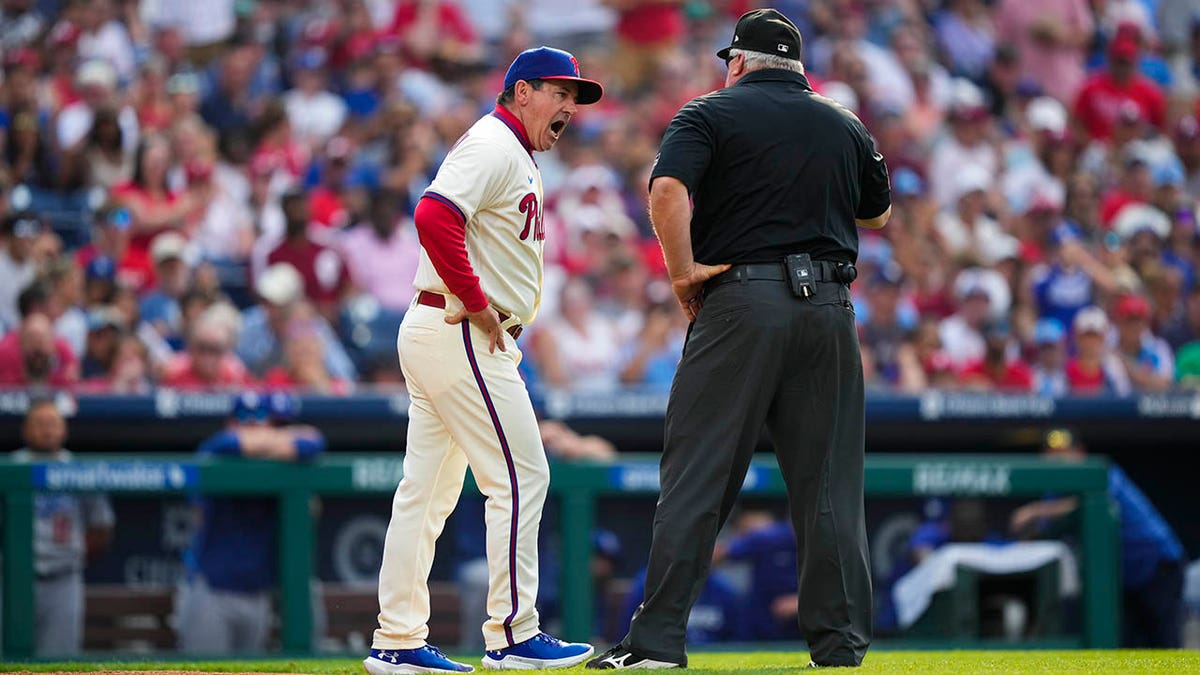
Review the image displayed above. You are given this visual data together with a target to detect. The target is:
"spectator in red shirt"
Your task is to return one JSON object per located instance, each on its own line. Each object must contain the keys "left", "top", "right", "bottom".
{"left": 959, "top": 319, "right": 1034, "bottom": 392}
{"left": 266, "top": 190, "right": 352, "bottom": 323}
{"left": 42, "top": 20, "right": 82, "bottom": 107}
{"left": 1176, "top": 115, "right": 1200, "bottom": 193}
{"left": 249, "top": 101, "right": 309, "bottom": 180}
{"left": 134, "top": 57, "right": 175, "bottom": 133}
{"left": 610, "top": 0, "right": 686, "bottom": 94}
{"left": 1074, "top": 31, "right": 1166, "bottom": 141}
{"left": 160, "top": 316, "right": 254, "bottom": 390}
{"left": 0, "top": 303, "right": 79, "bottom": 388}
{"left": 75, "top": 206, "right": 156, "bottom": 293}
{"left": 110, "top": 134, "right": 199, "bottom": 259}
{"left": 1065, "top": 306, "right": 1132, "bottom": 396}
{"left": 388, "top": 0, "right": 481, "bottom": 70}
{"left": 307, "top": 136, "right": 354, "bottom": 233}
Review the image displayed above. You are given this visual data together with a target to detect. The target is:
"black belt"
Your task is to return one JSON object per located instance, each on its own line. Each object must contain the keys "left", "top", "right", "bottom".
{"left": 417, "top": 291, "right": 523, "bottom": 339}
{"left": 706, "top": 260, "right": 856, "bottom": 289}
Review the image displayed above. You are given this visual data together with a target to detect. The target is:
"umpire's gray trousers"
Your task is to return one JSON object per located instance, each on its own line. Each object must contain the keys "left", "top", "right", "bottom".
{"left": 623, "top": 277, "right": 872, "bottom": 667}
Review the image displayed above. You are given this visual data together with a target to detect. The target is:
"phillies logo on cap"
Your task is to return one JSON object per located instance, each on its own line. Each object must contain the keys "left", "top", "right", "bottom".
{"left": 503, "top": 46, "right": 604, "bottom": 105}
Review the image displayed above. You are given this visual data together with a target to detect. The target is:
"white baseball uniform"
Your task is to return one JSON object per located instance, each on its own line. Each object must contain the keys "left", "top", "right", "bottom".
{"left": 372, "top": 106, "right": 549, "bottom": 652}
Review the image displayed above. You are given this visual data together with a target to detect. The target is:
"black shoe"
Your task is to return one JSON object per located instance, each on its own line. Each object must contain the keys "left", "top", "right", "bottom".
{"left": 586, "top": 644, "right": 682, "bottom": 670}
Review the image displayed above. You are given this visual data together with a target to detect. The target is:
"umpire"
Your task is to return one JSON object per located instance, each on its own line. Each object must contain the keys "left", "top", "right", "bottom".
{"left": 588, "top": 8, "right": 891, "bottom": 670}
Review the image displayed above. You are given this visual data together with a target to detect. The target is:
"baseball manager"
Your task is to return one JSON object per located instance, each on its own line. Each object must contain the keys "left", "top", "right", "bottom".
{"left": 364, "top": 46, "right": 604, "bottom": 675}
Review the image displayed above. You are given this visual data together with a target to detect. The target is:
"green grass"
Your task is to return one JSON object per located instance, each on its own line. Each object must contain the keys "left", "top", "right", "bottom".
{"left": 2, "top": 651, "right": 1199, "bottom": 674}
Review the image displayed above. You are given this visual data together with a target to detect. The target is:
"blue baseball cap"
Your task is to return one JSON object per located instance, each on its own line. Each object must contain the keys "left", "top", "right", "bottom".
{"left": 86, "top": 255, "right": 116, "bottom": 281}
{"left": 1152, "top": 158, "right": 1185, "bottom": 188}
{"left": 872, "top": 261, "right": 904, "bottom": 286}
{"left": 593, "top": 529, "right": 622, "bottom": 561}
{"left": 503, "top": 47, "right": 603, "bottom": 105}
{"left": 105, "top": 207, "right": 131, "bottom": 230}
{"left": 293, "top": 47, "right": 328, "bottom": 72}
{"left": 267, "top": 390, "right": 299, "bottom": 423}
{"left": 233, "top": 391, "right": 270, "bottom": 423}
{"left": 892, "top": 167, "right": 924, "bottom": 197}
{"left": 1034, "top": 318, "right": 1065, "bottom": 344}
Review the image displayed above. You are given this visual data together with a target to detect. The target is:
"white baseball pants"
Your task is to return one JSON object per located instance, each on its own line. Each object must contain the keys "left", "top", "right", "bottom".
{"left": 372, "top": 300, "right": 547, "bottom": 652}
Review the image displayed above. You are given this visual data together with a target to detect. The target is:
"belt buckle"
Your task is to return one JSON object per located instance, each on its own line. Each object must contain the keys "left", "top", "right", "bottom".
{"left": 496, "top": 310, "right": 523, "bottom": 340}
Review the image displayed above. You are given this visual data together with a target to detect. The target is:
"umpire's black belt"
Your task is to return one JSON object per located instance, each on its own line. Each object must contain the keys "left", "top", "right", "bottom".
{"left": 706, "top": 260, "right": 857, "bottom": 289}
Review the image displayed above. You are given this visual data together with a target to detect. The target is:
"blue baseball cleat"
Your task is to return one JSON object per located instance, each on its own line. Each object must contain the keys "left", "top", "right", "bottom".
{"left": 481, "top": 632, "right": 594, "bottom": 670}
{"left": 363, "top": 646, "right": 474, "bottom": 674}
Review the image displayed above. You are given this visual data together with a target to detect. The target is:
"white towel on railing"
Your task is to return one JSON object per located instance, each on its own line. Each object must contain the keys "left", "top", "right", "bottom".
{"left": 892, "top": 541, "right": 1080, "bottom": 629}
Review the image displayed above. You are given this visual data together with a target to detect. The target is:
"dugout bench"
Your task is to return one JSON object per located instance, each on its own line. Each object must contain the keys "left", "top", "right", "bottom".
{"left": 79, "top": 582, "right": 459, "bottom": 653}
{"left": 0, "top": 454, "right": 1120, "bottom": 658}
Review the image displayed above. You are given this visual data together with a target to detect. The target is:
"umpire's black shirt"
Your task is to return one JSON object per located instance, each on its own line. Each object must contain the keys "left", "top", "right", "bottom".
{"left": 651, "top": 69, "right": 891, "bottom": 265}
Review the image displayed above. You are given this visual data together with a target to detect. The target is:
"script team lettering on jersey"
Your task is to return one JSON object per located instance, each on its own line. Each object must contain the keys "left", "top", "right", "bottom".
{"left": 518, "top": 193, "right": 544, "bottom": 241}
{"left": 412, "top": 108, "right": 547, "bottom": 324}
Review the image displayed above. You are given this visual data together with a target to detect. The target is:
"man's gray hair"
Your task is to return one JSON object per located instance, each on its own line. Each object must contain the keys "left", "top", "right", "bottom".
{"left": 728, "top": 48, "right": 805, "bottom": 74}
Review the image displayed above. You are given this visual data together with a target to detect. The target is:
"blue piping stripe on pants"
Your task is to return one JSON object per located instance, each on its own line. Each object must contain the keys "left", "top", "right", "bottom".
{"left": 461, "top": 322, "right": 520, "bottom": 645}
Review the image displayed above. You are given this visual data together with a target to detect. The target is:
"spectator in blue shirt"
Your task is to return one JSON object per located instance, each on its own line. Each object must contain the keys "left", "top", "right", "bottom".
{"left": 1011, "top": 427, "right": 1186, "bottom": 647}
{"left": 1031, "top": 318, "right": 1069, "bottom": 397}
{"left": 618, "top": 296, "right": 688, "bottom": 389}
{"left": 237, "top": 262, "right": 357, "bottom": 381}
{"left": 199, "top": 43, "right": 266, "bottom": 135}
{"left": 1030, "top": 231, "right": 1099, "bottom": 331}
{"left": 139, "top": 232, "right": 190, "bottom": 351}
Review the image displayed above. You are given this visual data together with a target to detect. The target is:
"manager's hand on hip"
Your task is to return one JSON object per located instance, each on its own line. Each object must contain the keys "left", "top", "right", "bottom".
{"left": 671, "top": 263, "right": 731, "bottom": 321}
{"left": 446, "top": 305, "right": 507, "bottom": 353}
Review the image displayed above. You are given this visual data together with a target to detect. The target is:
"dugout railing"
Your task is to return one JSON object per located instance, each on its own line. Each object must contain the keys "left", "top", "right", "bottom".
{"left": 0, "top": 454, "right": 1119, "bottom": 658}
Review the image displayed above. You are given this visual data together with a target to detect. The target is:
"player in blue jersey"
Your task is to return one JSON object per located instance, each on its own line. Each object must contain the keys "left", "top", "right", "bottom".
{"left": 1011, "top": 428, "right": 1187, "bottom": 647}
{"left": 174, "top": 390, "right": 325, "bottom": 653}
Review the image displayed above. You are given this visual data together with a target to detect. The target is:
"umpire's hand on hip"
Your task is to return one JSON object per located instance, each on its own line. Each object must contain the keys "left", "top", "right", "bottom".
{"left": 446, "top": 305, "right": 507, "bottom": 353}
{"left": 671, "top": 262, "right": 731, "bottom": 322}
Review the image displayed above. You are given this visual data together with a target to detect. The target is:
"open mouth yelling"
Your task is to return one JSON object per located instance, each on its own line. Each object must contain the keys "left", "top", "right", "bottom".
{"left": 549, "top": 119, "right": 567, "bottom": 140}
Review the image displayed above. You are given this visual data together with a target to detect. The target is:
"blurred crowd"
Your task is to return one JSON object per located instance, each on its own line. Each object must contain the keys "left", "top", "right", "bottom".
{"left": 5, "top": 0, "right": 1200, "bottom": 396}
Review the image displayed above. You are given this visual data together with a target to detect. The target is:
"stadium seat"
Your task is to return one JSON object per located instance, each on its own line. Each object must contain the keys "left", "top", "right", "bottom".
{"left": 338, "top": 296, "right": 407, "bottom": 374}
{"left": 21, "top": 185, "right": 97, "bottom": 250}
{"left": 84, "top": 585, "right": 176, "bottom": 652}
{"left": 323, "top": 582, "right": 460, "bottom": 650}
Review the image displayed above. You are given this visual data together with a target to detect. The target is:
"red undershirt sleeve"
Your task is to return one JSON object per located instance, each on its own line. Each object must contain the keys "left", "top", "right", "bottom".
{"left": 414, "top": 195, "right": 489, "bottom": 312}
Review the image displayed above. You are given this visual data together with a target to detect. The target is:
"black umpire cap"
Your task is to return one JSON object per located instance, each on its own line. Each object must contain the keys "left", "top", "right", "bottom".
{"left": 717, "top": 8, "right": 803, "bottom": 62}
